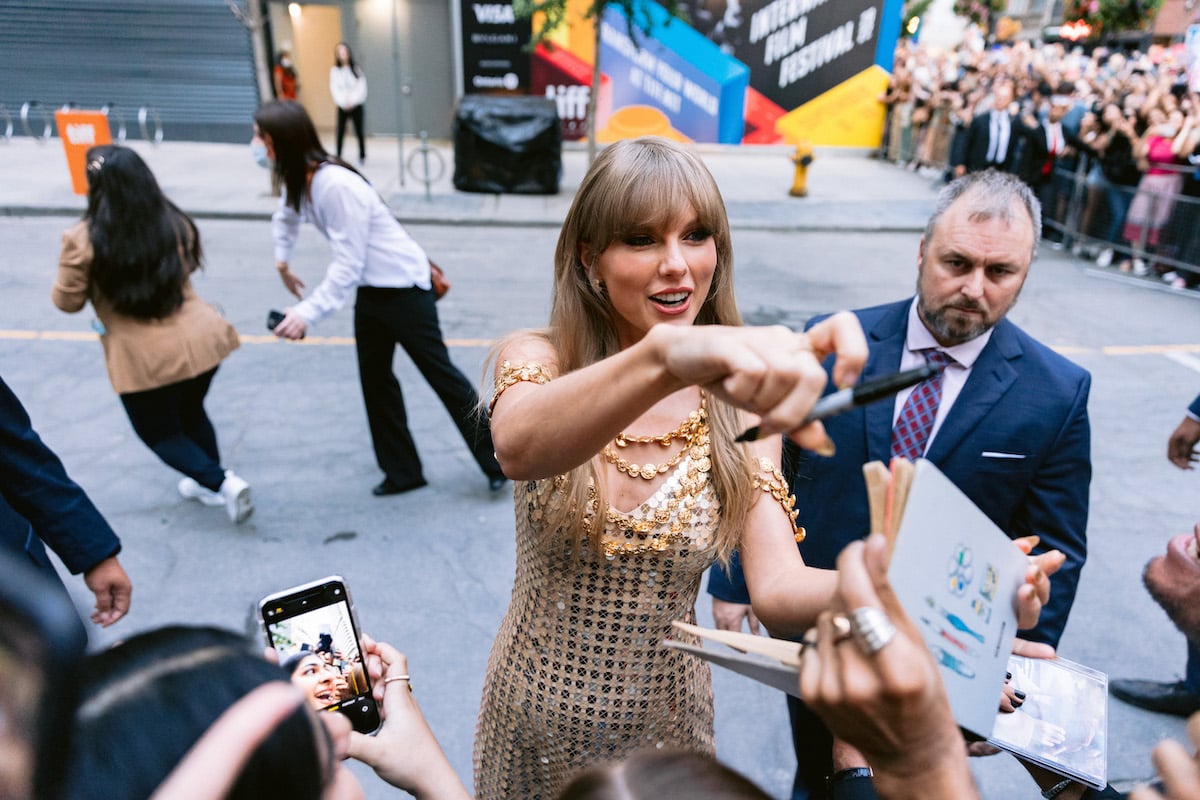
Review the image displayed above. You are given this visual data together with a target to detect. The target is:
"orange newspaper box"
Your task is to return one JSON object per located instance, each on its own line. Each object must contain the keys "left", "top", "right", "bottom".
{"left": 55, "top": 110, "right": 112, "bottom": 194}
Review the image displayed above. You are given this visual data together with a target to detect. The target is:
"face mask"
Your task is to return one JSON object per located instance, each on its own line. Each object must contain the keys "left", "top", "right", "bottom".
{"left": 250, "top": 140, "right": 271, "bottom": 169}
{"left": 281, "top": 58, "right": 292, "bottom": 68}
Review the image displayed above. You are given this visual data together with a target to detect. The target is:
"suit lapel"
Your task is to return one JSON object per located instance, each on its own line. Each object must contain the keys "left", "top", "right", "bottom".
{"left": 864, "top": 302, "right": 910, "bottom": 463}
{"left": 925, "top": 320, "right": 1022, "bottom": 463}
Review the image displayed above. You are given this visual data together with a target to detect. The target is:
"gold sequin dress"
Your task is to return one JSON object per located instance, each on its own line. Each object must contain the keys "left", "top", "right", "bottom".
{"left": 473, "top": 458, "right": 719, "bottom": 800}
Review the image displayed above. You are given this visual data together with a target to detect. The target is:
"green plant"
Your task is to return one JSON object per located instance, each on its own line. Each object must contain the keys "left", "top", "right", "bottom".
{"left": 512, "top": 0, "right": 686, "bottom": 161}
{"left": 902, "top": 0, "right": 935, "bottom": 38}
{"left": 1062, "top": 0, "right": 1164, "bottom": 35}
{"left": 951, "top": 0, "right": 1005, "bottom": 27}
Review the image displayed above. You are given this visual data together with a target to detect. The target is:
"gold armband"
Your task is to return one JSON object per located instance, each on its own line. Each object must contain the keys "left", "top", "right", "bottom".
{"left": 751, "top": 457, "right": 805, "bottom": 542}
{"left": 488, "top": 361, "right": 553, "bottom": 416}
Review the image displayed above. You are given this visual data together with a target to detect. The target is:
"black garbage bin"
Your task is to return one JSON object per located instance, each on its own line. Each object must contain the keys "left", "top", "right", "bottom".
{"left": 453, "top": 95, "right": 561, "bottom": 195}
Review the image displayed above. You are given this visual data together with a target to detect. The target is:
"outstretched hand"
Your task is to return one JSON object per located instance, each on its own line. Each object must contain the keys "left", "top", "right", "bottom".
{"left": 1012, "top": 535, "right": 1065, "bottom": 631}
{"left": 657, "top": 312, "right": 867, "bottom": 452}
{"left": 799, "top": 533, "right": 979, "bottom": 800}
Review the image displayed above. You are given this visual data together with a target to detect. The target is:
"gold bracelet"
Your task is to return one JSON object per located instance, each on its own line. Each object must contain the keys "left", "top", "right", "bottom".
{"left": 489, "top": 361, "right": 553, "bottom": 416}
{"left": 751, "top": 457, "right": 804, "bottom": 542}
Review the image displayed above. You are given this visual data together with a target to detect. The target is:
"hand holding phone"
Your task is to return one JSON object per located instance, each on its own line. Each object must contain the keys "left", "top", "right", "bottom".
{"left": 260, "top": 576, "right": 381, "bottom": 734}
{"left": 267, "top": 309, "right": 306, "bottom": 339}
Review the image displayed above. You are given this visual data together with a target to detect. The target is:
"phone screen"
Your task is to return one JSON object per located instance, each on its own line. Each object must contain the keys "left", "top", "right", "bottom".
{"left": 260, "top": 576, "right": 381, "bottom": 734}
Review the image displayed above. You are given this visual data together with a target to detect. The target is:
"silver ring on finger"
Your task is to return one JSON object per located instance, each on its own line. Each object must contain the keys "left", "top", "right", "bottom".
{"left": 849, "top": 606, "right": 898, "bottom": 656}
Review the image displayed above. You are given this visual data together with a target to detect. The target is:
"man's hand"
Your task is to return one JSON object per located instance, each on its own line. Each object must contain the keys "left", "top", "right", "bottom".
{"left": 83, "top": 554, "right": 131, "bottom": 626}
{"left": 1169, "top": 416, "right": 1200, "bottom": 469}
{"left": 712, "top": 598, "right": 760, "bottom": 634}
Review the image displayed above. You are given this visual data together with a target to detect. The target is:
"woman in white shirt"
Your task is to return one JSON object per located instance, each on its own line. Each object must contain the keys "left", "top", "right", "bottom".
{"left": 252, "top": 100, "right": 507, "bottom": 496}
{"left": 329, "top": 42, "right": 367, "bottom": 164}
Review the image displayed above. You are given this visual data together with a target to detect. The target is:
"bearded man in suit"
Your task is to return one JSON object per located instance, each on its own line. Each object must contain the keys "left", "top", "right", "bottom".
{"left": 708, "top": 169, "right": 1091, "bottom": 800}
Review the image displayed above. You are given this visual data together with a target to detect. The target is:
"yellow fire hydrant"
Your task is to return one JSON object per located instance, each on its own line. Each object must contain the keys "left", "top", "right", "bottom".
{"left": 790, "top": 141, "right": 814, "bottom": 197}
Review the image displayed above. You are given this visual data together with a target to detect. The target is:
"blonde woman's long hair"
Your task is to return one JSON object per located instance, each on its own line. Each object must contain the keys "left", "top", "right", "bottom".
{"left": 491, "top": 137, "right": 757, "bottom": 565}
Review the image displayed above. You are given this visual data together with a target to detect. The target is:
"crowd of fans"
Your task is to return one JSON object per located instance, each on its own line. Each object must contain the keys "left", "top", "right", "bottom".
{"left": 879, "top": 36, "right": 1200, "bottom": 290}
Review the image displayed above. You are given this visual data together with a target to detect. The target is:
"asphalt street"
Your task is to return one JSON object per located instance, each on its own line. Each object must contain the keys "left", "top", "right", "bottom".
{"left": 3, "top": 215, "right": 1200, "bottom": 798}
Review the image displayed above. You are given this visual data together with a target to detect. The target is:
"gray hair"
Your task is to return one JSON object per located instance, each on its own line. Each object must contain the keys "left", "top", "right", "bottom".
{"left": 924, "top": 170, "right": 1042, "bottom": 262}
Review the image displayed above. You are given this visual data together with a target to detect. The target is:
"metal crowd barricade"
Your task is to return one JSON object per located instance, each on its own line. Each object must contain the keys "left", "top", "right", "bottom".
{"left": 0, "top": 104, "right": 12, "bottom": 143}
{"left": 879, "top": 107, "right": 1199, "bottom": 288}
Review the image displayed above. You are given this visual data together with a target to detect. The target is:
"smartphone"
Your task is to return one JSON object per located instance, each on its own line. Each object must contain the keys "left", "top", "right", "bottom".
{"left": 259, "top": 576, "right": 381, "bottom": 734}
{"left": 266, "top": 309, "right": 286, "bottom": 331}
{"left": 0, "top": 550, "right": 88, "bottom": 800}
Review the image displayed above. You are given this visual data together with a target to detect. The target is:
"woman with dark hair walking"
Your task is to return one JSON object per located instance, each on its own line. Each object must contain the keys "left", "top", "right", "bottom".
{"left": 330, "top": 41, "right": 367, "bottom": 164}
{"left": 51, "top": 145, "right": 251, "bottom": 523}
{"left": 252, "top": 100, "right": 506, "bottom": 496}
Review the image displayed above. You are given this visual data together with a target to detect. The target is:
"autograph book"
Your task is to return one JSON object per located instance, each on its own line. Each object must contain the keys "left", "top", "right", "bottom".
{"left": 675, "top": 460, "right": 1030, "bottom": 735}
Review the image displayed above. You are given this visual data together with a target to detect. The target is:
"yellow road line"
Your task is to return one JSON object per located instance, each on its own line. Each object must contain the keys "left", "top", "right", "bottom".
{"left": 1101, "top": 344, "right": 1200, "bottom": 355}
{"left": 0, "top": 329, "right": 494, "bottom": 348}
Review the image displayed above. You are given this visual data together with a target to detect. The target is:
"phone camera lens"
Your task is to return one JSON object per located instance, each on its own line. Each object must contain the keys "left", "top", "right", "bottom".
{"left": 334, "top": 589, "right": 342, "bottom": 595}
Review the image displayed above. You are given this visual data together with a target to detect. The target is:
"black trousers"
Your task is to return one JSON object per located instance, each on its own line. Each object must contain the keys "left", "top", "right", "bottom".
{"left": 353, "top": 286, "right": 502, "bottom": 487}
{"left": 119, "top": 367, "right": 225, "bottom": 491}
{"left": 790, "top": 695, "right": 836, "bottom": 800}
{"left": 336, "top": 104, "right": 365, "bottom": 160}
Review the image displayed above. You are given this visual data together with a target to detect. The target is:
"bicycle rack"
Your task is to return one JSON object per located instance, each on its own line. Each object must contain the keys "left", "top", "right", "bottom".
{"left": 138, "top": 106, "right": 163, "bottom": 145}
{"left": 101, "top": 103, "right": 128, "bottom": 143}
{"left": 404, "top": 131, "right": 445, "bottom": 202}
{"left": 0, "top": 105, "right": 13, "bottom": 143}
{"left": 9, "top": 100, "right": 163, "bottom": 144}
{"left": 20, "top": 100, "right": 52, "bottom": 142}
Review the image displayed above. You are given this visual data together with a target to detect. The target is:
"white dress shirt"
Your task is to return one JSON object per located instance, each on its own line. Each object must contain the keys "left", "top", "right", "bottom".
{"left": 893, "top": 299, "right": 993, "bottom": 448}
{"left": 987, "top": 110, "right": 1011, "bottom": 165}
{"left": 272, "top": 164, "right": 431, "bottom": 326}
{"left": 329, "top": 65, "right": 367, "bottom": 109}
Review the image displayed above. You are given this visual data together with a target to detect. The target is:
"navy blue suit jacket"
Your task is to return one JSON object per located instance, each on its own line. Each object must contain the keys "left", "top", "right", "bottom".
{"left": 1189, "top": 393, "right": 1200, "bottom": 418}
{"left": 709, "top": 299, "right": 1092, "bottom": 647}
{"left": 0, "top": 376, "right": 120, "bottom": 580}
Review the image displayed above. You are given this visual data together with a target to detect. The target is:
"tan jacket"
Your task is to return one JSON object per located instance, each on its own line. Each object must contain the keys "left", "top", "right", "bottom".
{"left": 52, "top": 221, "right": 240, "bottom": 395}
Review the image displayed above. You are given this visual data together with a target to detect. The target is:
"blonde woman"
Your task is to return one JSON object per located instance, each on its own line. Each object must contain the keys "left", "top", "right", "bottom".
{"left": 474, "top": 137, "right": 1063, "bottom": 798}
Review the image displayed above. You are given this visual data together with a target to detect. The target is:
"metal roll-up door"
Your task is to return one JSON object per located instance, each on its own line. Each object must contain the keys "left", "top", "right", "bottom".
{"left": 0, "top": 0, "right": 260, "bottom": 143}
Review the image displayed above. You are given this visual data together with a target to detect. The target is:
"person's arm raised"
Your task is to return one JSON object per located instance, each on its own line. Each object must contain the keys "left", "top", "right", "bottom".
{"left": 490, "top": 314, "right": 865, "bottom": 481}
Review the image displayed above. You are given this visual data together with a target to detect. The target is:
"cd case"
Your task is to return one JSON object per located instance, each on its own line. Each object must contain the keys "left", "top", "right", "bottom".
{"left": 988, "top": 654, "right": 1108, "bottom": 790}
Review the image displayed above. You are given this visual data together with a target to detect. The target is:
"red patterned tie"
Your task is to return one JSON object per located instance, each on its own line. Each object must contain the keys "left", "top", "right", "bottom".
{"left": 891, "top": 350, "right": 953, "bottom": 461}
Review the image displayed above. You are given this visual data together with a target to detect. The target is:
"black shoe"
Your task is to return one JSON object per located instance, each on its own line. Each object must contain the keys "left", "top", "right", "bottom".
{"left": 1110, "top": 678, "right": 1200, "bottom": 717}
{"left": 371, "top": 477, "right": 427, "bottom": 496}
{"left": 488, "top": 475, "right": 509, "bottom": 492}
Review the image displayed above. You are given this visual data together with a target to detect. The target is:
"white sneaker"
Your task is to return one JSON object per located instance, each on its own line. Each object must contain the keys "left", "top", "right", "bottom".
{"left": 219, "top": 470, "right": 253, "bottom": 524}
{"left": 1161, "top": 270, "right": 1180, "bottom": 284}
{"left": 1132, "top": 258, "right": 1149, "bottom": 276}
{"left": 178, "top": 477, "right": 225, "bottom": 507}
{"left": 1096, "top": 248, "right": 1114, "bottom": 268}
